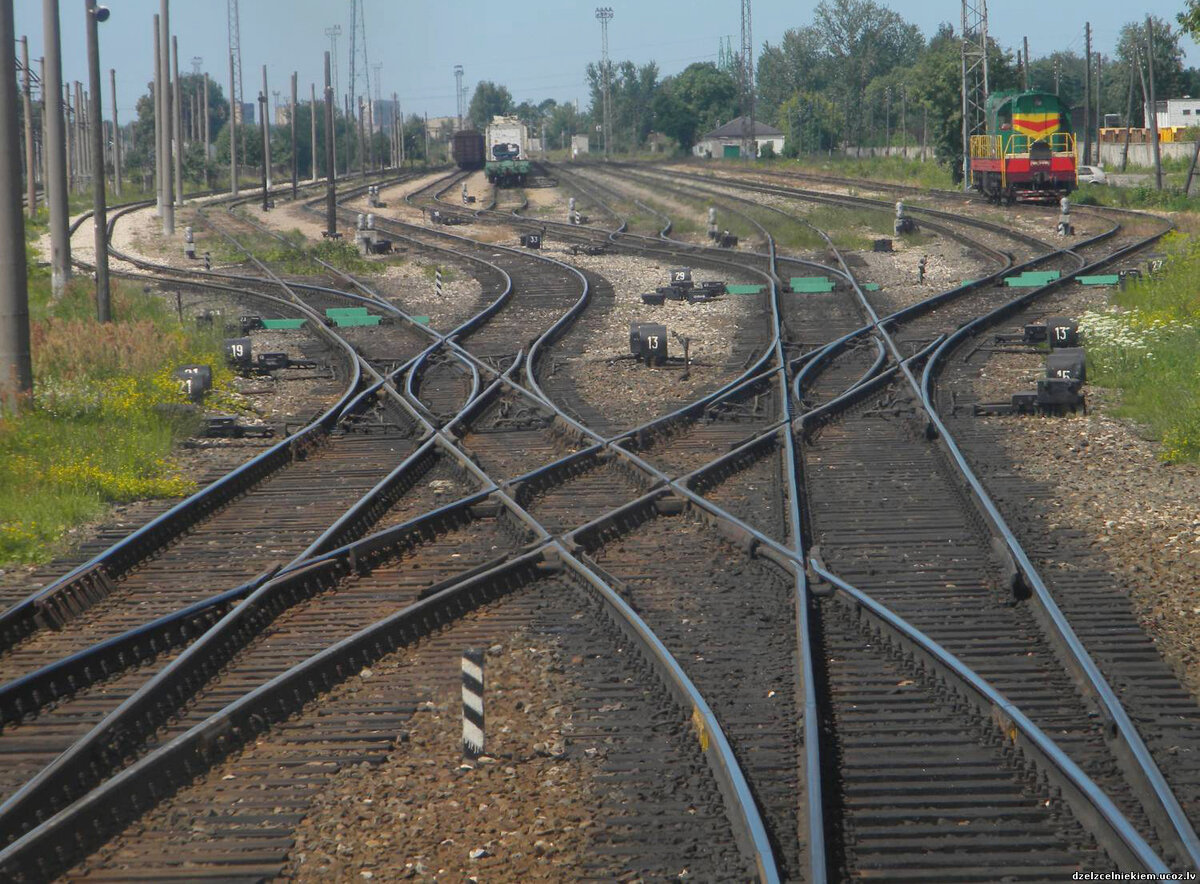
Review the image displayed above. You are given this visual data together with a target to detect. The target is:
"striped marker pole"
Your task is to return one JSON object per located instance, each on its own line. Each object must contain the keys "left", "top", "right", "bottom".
{"left": 461, "top": 648, "right": 485, "bottom": 758}
{"left": 435, "top": 268, "right": 443, "bottom": 298}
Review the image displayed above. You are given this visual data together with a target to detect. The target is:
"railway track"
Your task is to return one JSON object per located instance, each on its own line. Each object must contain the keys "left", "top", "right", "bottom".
{"left": 2, "top": 160, "right": 1195, "bottom": 881}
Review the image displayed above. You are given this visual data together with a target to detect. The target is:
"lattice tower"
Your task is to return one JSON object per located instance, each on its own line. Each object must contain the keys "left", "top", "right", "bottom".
{"left": 961, "top": 0, "right": 990, "bottom": 187}
{"left": 740, "top": 0, "right": 755, "bottom": 156}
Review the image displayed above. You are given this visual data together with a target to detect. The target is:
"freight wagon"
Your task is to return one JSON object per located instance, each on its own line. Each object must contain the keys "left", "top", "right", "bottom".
{"left": 485, "top": 115, "right": 531, "bottom": 186}
{"left": 452, "top": 130, "right": 485, "bottom": 169}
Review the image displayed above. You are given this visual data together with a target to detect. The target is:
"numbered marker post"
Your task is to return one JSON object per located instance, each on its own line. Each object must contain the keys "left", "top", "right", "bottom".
{"left": 224, "top": 337, "right": 253, "bottom": 372}
{"left": 1045, "top": 317, "right": 1079, "bottom": 349}
{"left": 461, "top": 648, "right": 485, "bottom": 759}
{"left": 173, "top": 364, "right": 213, "bottom": 401}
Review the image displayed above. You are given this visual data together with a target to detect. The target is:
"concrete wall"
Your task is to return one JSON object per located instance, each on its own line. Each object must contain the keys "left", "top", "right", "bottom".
{"left": 1099, "top": 140, "right": 1196, "bottom": 167}
{"left": 841, "top": 145, "right": 938, "bottom": 160}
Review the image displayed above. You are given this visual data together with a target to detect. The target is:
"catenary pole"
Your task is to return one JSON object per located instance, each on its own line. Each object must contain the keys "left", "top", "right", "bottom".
{"left": 290, "top": 72, "right": 298, "bottom": 199}
{"left": 228, "top": 52, "right": 238, "bottom": 194}
{"left": 172, "top": 36, "right": 182, "bottom": 205}
{"left": 21, "top": 36, "right": 36, "bottom": 215}
{"left": 323, "top": 51, "right": 336, "bottom": 237}
{"left": 85, "top": 0, "right": 110, "bottom": 321}
{"left": 159, "top": 1, "right": 174, "bottom": 233}
{"left": 310, "top": 83, "right": 318, "bottom": 182}
{"left": 1, "top": 0, "right": 34, "bottom": 412}
{"left": 110, "top": 67, "right": 121, "bottom": 196}
{"left": 42, "top": 0, "right": 70, "bottom": 294}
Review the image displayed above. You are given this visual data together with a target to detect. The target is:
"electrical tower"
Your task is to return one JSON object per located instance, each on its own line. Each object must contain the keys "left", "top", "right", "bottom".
{"left": 454, "top": 64, "right": 465, "bottom": 130}
{"left": 960, "top": 0, "right": 990, "bottom": 189}
{"left": 325, "top": 25, "right": 342, "bottom": 108}
{"left": 227, "top": 0, "right": 243, "bottom": 123}
{"left": 348, "top": 0, "right": 370, "bottom": 129}
{"left": 740, "top": 0, "right": 755, "bottom": 158}
{"left": 718, "top": 36, "right": 734, "bottom": 73}
{"left": 191, "top": 56, "right": 202, "bottom": 76}
{"left": 595, "top": 7, "right": 613, "bottom": 157}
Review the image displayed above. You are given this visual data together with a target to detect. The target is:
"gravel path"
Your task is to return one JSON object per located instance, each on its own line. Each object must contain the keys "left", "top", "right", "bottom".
{"left": 283, "top": 626, "right": 602, "bottom": 881}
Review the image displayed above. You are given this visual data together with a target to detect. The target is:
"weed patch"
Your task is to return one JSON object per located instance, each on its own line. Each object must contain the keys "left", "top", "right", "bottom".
{"left": 0, "top": 268, "right": 232, "bottom": 564}
{"left": 1079, "top": 232, "right": 1200, "bottom": 462}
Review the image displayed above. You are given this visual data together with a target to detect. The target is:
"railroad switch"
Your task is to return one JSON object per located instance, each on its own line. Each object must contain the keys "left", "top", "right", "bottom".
{"left": 568, "top": 243, "right": 608, "bottom": 256}
{"left": 992, "top": 316, "right": 1077, "bottom": 349}
{"left": 202, "top": 415, "right": 274, "bottom": 439}
{"left": 974, "top": 346, "right": 1087, "bottom": 416}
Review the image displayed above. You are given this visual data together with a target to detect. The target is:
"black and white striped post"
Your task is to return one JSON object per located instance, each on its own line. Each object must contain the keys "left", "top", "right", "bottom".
{"left": 461, "top": 648, "right": 485, "bottom": 758}
{"left": 435, "top": 268, "right": 443, "bottom": 298}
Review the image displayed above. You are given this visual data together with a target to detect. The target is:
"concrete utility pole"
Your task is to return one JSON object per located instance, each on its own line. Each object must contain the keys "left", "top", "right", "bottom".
{"left": 229, "top": 52, "right": 238, "bottom": 194}
{"left": 1, "top": 0, "right": 34, "bottom": 412}
{"left": 202, "top": 71, "right": 210, "bottom": 187}
{"left": 1122, "top": 56, "right": 1135, "bottom": 171}
{"left": 290, "top": 72, "right": 298, "bottom": 199}
{"left": 153, "top": 16, "right": 162, "bottom": 214}
{"left": 310, "top": 83, "right": 318, "bottom": 182}
{"left": 21, "top": 36, "right": 36, "bottom": 216}
{"left": 1096, "top": 53, "right": 1103, "bottom": 154}
{"left": 64, "top": 85, "right": 74, "bottom": 193}
{"left": 323, "top": 51, "right": 336, "bottom": 237}
{"left": 1146, "top": 16, "right": 1162, "bottom": 190}
{"left": 358, "top": 99, "right": 366, "bottom": 179}
{"left": 172, "top": 36, "right": 183, "bottom": 204}
{"left": 258, "top": 87, "right": 268, "bottom": 210}
{"left": 86, "top": 0, "right": 111, "bottom": 322}
{"left": 1084, "top": 23, "right": 1092, "bottom": 166}
{"left": 1022, "top": 36, "right": 1029, "bottom": 91}
{"left": 261, "top": 66, "right": 271, "bottom": 189}
{"left": 110, "top": 68, "right": 121, "bottom": 196}
{"left": 43, "top": 0, "right": 70, "bottom": 294}
{"left": 159, "top": 1, "right": 174, "bottom": 234}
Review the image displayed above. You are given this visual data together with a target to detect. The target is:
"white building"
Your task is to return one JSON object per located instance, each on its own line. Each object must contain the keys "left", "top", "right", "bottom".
{"left": 571, "top": 134, "right": 590, "bottom": 155}
{"left": 692, "top": 116, "right": 785, "bottom": 159}
{"left": 1146, "top": 98, "right": 1200, "bottom": 129}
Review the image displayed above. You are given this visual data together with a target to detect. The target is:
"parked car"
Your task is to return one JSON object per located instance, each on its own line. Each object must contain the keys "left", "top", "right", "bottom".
{"left": 1078, "top": 165, "right": 1108, "bottom": 185}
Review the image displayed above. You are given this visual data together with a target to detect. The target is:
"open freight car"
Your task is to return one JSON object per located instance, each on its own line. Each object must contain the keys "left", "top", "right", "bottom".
{"left": 452, "top": 130, "right": 485, "bottom": 169}
{"left": 969, "top": 90, "right": 1077, "bottom": 203}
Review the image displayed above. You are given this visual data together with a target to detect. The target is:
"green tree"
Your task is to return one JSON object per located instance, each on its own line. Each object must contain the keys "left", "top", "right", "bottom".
{"left": 905, "top": 23, "right": 1018, "bottom": 179}
{"left": 468, "top": 81, "right": 514, "bottom": 130}
{"left": 813, "top": 0, "right": 924, "bottom": 143}
{"left": 1112, "top": 17, "right": 1185, "bottom": 126}
{"left": 757, "top": 26, "right": 827, "bottom": 124}
{"left": 585, "top": 60, "right": 660, "bottom": 151}
{"left": 653, "top": 62, "right": 738, "bottom": 151}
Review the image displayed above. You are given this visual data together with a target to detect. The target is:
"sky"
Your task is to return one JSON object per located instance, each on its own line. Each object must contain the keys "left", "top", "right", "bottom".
{"left": 13, "top": 0, "right": 1200, "bottom": 125}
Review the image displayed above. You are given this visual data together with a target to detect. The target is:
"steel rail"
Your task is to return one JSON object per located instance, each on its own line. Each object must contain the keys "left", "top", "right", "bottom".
{"left": 810, "top": 560, "right": 1171, "bottom": 874}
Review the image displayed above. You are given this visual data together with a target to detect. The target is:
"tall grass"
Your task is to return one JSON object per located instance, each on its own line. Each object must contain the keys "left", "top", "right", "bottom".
{"left": 779, "top": 155, "right": 956, "bottom": 190}
{"left": 1, "top": 261, "right": 233, "bottom": 564}
{"left": 1079, "top": 232, "right": 1200, "bottom": 462}
{"left": 215, "top": 222, "right": 377, "bottom": 275}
